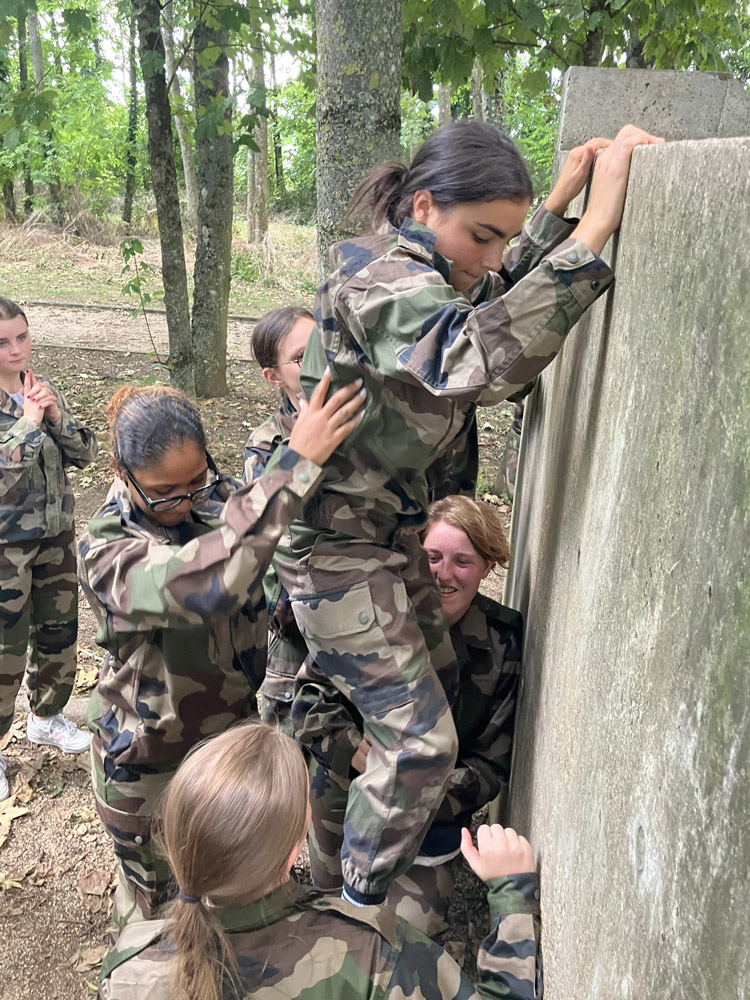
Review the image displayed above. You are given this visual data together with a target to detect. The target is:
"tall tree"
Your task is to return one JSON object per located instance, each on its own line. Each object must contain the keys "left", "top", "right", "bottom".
{"left": 17, "top": 10, "right": 33, "bottom": 217}
{"left": 27, "top": 8, "right": 63, "bottom": 223}
{"left": 316, "top": 0, "right": 402, "bottom": 266}
{"left": 247, "top": 39, "right": 268, "bottom": 243}
{"left": 162, "top": 1, "right": 199, "bottom": 233}
{"left": 437, "top": 82, "right": 451, "bottom": 126}
{"left": 135, "top": 0, "right": 194, "bottom": 394}
{"left": 122, "top": 3, "right": 138, "bottom": 227}
{"left": 191, "top": 6, "right": 232, "bottom": 398}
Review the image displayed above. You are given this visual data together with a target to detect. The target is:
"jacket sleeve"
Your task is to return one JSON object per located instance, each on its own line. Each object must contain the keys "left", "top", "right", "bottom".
{"left": 292, "top": 660, "right": 363, "bottom": 776}
{"left": 243, "top": 412, "right": 285, "bottom": 482}
{"left": 0, "top": 415, "right": 46, "bottom": 499}
{"left": 43, "top": 381, "right": 98, "bottom": 468}
{"left": 386, "top": 873, "right": 542, "bottom": 1000}
{"left": 79, "top": 447, "right": 323, "bottom": 632}
{"left": 434, "top": 665, "right": 519, "bottom": 825}
{"left": 344, "top": 236, "right": 612, "bottom": 405}
{"left": 500, "top": 203, "right": 578, "bottom": 282}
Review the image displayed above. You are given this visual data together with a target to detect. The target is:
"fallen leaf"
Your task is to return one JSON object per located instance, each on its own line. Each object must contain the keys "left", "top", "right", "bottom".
{"left": 0, "top": 799, "right": 30, "bottom": 848}
{"left": 78, "top": 869, "right": 112, "bottom": 897}
{"left": 75, "top": 945, "right": 108, "bottom": 973}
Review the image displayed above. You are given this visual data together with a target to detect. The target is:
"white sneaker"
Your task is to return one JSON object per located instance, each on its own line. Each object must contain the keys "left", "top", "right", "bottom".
{"left": 0, "top": 753, "right": 9, "bottom": 801}
{"left": 26, "top": 714, "right": 92, "bottom": 754}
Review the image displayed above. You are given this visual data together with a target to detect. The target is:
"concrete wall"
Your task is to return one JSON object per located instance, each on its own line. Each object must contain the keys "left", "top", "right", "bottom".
{"left": 506, "top": 123, "right": 750, "bottom": 996}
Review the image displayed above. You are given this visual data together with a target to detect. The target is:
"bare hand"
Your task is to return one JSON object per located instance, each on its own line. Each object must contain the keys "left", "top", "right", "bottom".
{"left": 460, "top": 824, "right": 535, "bottom": 883}
{"left": 22, "top": 371, "right": 45, "bottom": 425}
{"left": 351, "top": 736, "right": 372, "bottom": 774}
{"left": 24, "top": 369, "right": 61, "bottom": 423}
{"left": 545, "top": 137, "right": 612, "bottom": 217}
{"left": 288, "top": 369, "right": 365, "bottom": 466}
{"left": 572, "top": 125, "right": 664, "bottom": 255}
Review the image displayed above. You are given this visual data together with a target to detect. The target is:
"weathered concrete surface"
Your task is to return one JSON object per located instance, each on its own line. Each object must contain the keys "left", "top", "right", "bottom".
{"left": 506, "top": 138, "right": 750, "bottom": 999}
{"left": 557, "top": 67, "right": 750, "bottom": 152}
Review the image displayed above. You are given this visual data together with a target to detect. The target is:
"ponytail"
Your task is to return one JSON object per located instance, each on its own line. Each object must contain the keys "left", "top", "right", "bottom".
{"left": 156, "top": 722, "right": 310, "bottom": 1000}
{"left": 347, "top": 120, "right": 533, "bottom": 231}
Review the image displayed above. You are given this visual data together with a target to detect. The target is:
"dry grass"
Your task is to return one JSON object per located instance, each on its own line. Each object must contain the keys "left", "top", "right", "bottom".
{"left": 0, "top": 218, "right": 318, "bottom": 317}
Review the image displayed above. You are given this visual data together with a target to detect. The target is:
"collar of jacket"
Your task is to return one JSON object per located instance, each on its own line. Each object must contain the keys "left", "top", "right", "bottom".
{"left": 217, "top": 882, "right": 321, "bottom": 932}
{"left": 0, "top": 370, "right": 27, "bottom": 415}
{"left": 375, "top": 216, "right": 454, "bottom": 284}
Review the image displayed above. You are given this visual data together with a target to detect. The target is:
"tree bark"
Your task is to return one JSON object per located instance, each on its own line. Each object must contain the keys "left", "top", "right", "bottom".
{"left": 122, "top": 4, "right": 138, "bottom": 227}
{"left": 17, "top": 13, "right": 34, "bottom": 216}
{"left": 191, "top": 15, "right": 232, "bottom": 398}
{"left": 483, "top": 68, "right": 506, "bottom": 131}
{"left": 316, "top": 0, "right": 402, "bottom": 270}
{"left": 437, "top": 83, "right": 451, "bottom": 126}
{"left": 471, "top": 60, "right": 483, "bottom": 120}
{"left": 270, "top": 51, "right": 285, "bottom": 198}
{"left": 250, "top": 43, "right": 268, "bottom": 243}
{"left": 3, "top": 182, "right": 17, "bottom": 222}
{"left": 581, "top": 0, "right": 607, "bottom": 65}
{"left": 162, "top": 2, "right": 199, "bottom": 233}
{"left": 27, "top": 8, "right": 63, "bottom": 224}
{"left": 135, "top": 0, "right": 194, "bottom": 395}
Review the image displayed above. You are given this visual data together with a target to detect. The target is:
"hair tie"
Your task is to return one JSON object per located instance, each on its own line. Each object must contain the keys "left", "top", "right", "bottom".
{"left": 178, "top": 891, "right": 200, "bottom": 905}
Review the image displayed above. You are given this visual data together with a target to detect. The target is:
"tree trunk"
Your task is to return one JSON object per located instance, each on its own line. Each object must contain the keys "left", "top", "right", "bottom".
{"left": 136, "top": 0, "right": 194, "bottom": 395}
{"left": 316, "top": 0, "right": 402, "bottom": 269}
{"left": 270, "top": 51, "right": 285, "bottom": 198}
{"left": 437, "top": 83, "right": 451, "bottom": 126}
{"left": 483, "top": 68, "right": 506, "bottom": 131}
{"left": 3, "top": 182, "right": 17, "bottom": 222}
{"left": 626, "top": 31, "right": 654, "bottom": 69}
{"left": 162, "top": 2, "right": 199, "bottom": 233}
{"left": 27, "top": 8, "right": 63, "bottom": 224}
{"left": 17, "top": 13, "right": 34, "bottom": 216}
{"left": 471, "top": 60, "right": 483, "bottom": 120}
{"left": 581, "top": 0, "right": 607, "bottom": 65}
{"left": 246, "top": 147, "right": 254, "bottom": 242}
{"left": 122, "top": 4, "right": 138, "bottom": 227}
{"left": 191, "top": 16, "right": 232, "bottom": 398}
{"left": 250, "top": 43, "right": 268, "bottom": 243}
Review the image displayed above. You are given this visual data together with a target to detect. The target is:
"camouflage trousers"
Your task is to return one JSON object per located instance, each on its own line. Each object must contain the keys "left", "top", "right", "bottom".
{"left": 278, "top": 527, "right": 458, "bottom": 900}
{"left": 91, "top": 738, "right": 174, "bottom": 931}
{"left": 503, "top": 401, "right": 525, "bottom": 502}
{"left": 307, "top": 757, "right": 454, "bottom": 937}
{"left": 0, "top": 529, "right": 78, "bottom": 738}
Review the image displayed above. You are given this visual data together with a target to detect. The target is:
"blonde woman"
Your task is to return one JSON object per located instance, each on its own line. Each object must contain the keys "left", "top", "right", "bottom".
{"left": 99, "top": 721, "right": 541, "bottom": 1000}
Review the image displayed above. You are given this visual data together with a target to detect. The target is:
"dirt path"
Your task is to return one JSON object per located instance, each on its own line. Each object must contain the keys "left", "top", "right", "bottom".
{"left": 0, "top": 318, "right": 513, "bottom": 998}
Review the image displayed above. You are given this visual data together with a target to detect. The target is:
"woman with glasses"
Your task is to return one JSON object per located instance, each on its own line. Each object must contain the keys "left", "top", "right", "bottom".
{"left": 78, "top": 378, "right": 365, "bottom": 929}
{"left": 242, "top": 305, "right": 317, "bottom": 733}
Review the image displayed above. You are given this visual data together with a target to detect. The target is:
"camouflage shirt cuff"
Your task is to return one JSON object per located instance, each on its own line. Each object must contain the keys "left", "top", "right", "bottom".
{"left": 486, "top": 872, "right": 541, "bottom": 917}
{"left": 542, "top": 237, "right": 614, "bottom": 309}
{"left": 264, "top": 446, "right": 324, "bottom": 500}
{"left": 1, "top": 415, "right": 46, "bottom": 450}
{"left": 525, "top": 203, "right": 578, "bottom": 251}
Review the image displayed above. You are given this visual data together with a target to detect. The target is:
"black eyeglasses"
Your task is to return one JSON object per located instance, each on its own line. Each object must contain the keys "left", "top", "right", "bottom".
{"left": 123, "top": 452, "right": 223, "bottom": 512}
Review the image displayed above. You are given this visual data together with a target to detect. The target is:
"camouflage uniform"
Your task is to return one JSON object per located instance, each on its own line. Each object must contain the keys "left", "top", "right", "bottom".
{"left": 0, "top": 376, "right": 97, "bottom": 737}
{"left": 275, "top": 205, "right": 612, "bottom": 903}
{"left": 77, "top": 447, "right": 323, "bottom": 926}
{"left": 296, "top": 593, "right": 523, "bottom": 935}
{"left": 243, "top": 397, "right": 309, "bottom": 734}
{"left": 99, "top": 875, "right": 542, "bottom": 1000}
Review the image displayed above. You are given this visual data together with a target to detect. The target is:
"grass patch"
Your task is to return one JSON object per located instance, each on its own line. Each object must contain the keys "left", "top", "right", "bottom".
{"left": 0, "top": 219, "right": 319, "bottom": 318}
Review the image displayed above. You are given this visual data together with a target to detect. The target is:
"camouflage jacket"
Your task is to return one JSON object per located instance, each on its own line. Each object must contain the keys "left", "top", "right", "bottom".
{"left": 295, "top": 594, "right": 522, "bottom": 835}
{"left": 99, "top": 875, "right": 542, "bottom": 1000}
{"left": 78, "top": 447, "right": 323, "bottom": 771}
{"left": 0, "top": 374, "right": 97, "bottom": 542}
{"left": 299, "top": 205, "right": 612, "bottom": 542}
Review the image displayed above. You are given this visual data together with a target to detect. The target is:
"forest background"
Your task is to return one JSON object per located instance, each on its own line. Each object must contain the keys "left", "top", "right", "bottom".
{"left": 1, "top": 0, "right": 749, "bottom": 397}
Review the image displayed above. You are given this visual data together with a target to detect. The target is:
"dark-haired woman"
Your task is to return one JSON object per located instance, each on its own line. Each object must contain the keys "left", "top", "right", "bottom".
{"left": 78, "top": 376, "right": 364, "bottom": 928}
{"left": 242, "top": 306, "right": 317, "bottom": 732}
{"left": 275, "top": 121, "right": 663, "bottom": 907}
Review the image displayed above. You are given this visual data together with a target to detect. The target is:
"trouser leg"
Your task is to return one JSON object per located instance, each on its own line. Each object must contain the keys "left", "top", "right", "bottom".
{"left": 26, "top": 529, "right": 78, "bottom": 718}
{"left": 307, "top": 756, "right": 349, "bottom": 888}
{"left": 91, "top": 741, "right": 175, "bottom": 930}
{"left": 0, "top": 541, "right": 36, "bottom": 738}
{"left": 285, "top": 535, "right": 458, "bottom": 901}
{"left": 388, "top": 861, "right": 455, "bottom": 938}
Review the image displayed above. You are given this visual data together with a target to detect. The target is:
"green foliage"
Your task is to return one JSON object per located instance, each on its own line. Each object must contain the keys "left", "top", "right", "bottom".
{"left": 267, "top": 75, "right": 316, "bottom": 219}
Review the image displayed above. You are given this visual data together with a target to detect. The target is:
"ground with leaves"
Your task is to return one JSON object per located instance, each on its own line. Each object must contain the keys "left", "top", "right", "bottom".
{"left": 0, "top": 307, "right": 514, "bottom": 998}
